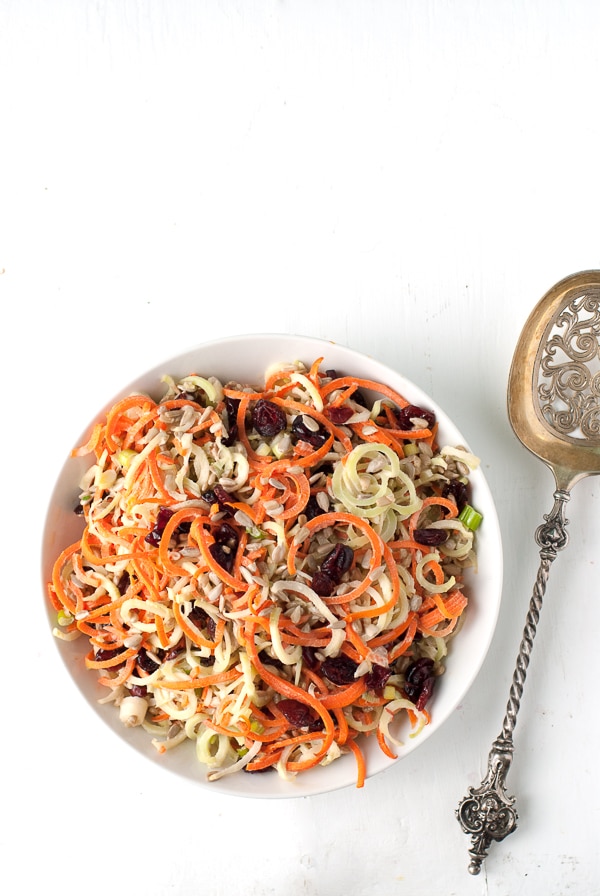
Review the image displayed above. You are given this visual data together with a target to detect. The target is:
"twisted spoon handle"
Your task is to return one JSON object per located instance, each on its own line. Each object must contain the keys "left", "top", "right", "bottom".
{"left": 456, "top": 489, "right": 571, "bottom": 874}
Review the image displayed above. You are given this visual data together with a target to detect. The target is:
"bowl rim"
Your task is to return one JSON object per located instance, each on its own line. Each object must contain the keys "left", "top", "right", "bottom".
{"left": 41, "top": 332, "right": 503, "bottom": 799}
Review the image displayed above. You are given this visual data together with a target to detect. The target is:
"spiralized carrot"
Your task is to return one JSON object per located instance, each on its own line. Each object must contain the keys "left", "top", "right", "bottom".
{"left": 48, "top": 358, "right": 481, "bottom": 787}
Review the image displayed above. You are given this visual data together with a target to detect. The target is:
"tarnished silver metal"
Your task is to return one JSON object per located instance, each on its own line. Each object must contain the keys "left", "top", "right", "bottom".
{"left": 456, "top": 736, "right": 517, "bottom": 875}
{"left": 457, "top": 490, "right": 570, "bottom": 874}
{"left": 457, "top": 271, "right": 600, "bottom": 873}
{"left": 536, "top": 292, "right": 600, "bottom": 443}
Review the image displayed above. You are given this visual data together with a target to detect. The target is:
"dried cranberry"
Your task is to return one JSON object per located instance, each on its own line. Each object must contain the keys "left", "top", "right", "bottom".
{"left": 442, "top": 480, "right": 468, "bottom": 512}
{"left": 405, "top": 656, "right": 434, "bottom": 687}
{"left": 353, "top": 389, "right": 369, "bottom": 409}
{"left": 365, "top": 664, "right": 391, "bottom": 690}
{"left": 326, "top": 406, "right": 354, "bottom": 424}
{"left": 129, "top": 684, "right": 148, "bottom": 697}
{"left": 310, "top": 544, "right": 353, "bottom": 595}
{"left": 188, "top": 606, "right": 216, "bottom": 639}
{"left": 222, "top": 396, "right": 240, "bottom": 446}
{"left": 117, "top": 570, "right": 130, "bottom": 595}
{"left": 137, "top": 647, "right": 161, "bottom": 674}
{"left": 199, "top": 655, "right": 216, "bottom": 666}
{"left": 94, "top": 646, "right": 125, "bottom": 664}
{"left": 291, "top": 415, "right": 328, "bottom": 448}
{"left": 321, "top": 544, "right": 354, "bottom": 581}
{"left": 74, "top": 502, "right": 85, "bottom": 515}
{"left": 252, "top": 399, "right": 287, "bottom": 436}
{"left": 307, "top": 716, "right": 326, "bottom": 732}
{"left": 209, "top": 542, "right": 235, "bottom": 572}
{"left": 413, "top": 528, "right": 449, "bottom": 546}
{"left": 188, "top": 605, "right": 207, "bottom": 626}
{"left": 321, "top": 654, "right": 359, "bottom": 685}
{"left": 213, "top": 483, "right": 234, "bottom": 507}
{"left": 206, "top": 615, "right": 217, "bottom": 640}
{"left": 404, "top": 657, "right": 436, "bottom": 709}
{"left": 315, "top": 461, "right": 334, "bottom": 476}
{"left": 201, "top": 488, "right": 217, "bottom": 505}
{"left": 276, "top": 698, "right": 315, "bottom": 728}
{"left": 395, "top": 404, "right": 436, "bottom": 430}
{"left": 214, "top": 521, "right": 239, "bottom": 548}
{"left": 304, "top": 495, "right": 324, "bottom": 520}
{"left": 145, "top": 506, "right": 192, "bottom": 545}
{"left": 145, "top": 506, "right": 175, "bottom": 546}
{"left": 156, "top": 506, "right": 175, "bottom": 529}
{"left": 311, "top": 570, "right": 337, "bottom": 596}
{"left": 415, "top": 677, "right": 435, "bottom": 710}
{"left": 214, "top": 484, "right": 235, "bottom": 511}
{"left": 164, "top": 639, "right": 185, "bottom": 661}
{"left": 202, "top": 486, "right": 235, "bottom": 513}
{"left": 145, "top": 529, "right": 161, "bottom": 547}
{"left": 302, "top": 646, "right": 319, "bottom": 670}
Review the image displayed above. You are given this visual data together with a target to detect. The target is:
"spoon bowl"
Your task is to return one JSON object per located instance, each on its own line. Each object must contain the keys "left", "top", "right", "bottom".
{"left": 508, "top": 269, "right": 600, "bottom": 490}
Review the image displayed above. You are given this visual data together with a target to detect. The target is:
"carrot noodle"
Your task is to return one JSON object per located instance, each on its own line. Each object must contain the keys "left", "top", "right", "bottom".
{"left": 48, "top": 359, "right": 481, "bottom": 787}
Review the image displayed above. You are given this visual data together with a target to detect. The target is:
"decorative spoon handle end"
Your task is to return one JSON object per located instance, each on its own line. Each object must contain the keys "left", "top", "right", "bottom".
{"left": 456, "top": 490, "right": 571, "bottom": 873}
{"left": 456, "top": 736, "right": 517, "bottom": 874}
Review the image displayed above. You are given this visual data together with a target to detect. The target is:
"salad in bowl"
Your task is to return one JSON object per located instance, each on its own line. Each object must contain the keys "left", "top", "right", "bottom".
{"left": 43, "top": 335, "right": 502, "bottom": 797}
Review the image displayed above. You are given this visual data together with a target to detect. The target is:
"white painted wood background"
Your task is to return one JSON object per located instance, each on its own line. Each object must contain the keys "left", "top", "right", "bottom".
{"left": 2, "top": 1, "right": 600, "bottom": 893}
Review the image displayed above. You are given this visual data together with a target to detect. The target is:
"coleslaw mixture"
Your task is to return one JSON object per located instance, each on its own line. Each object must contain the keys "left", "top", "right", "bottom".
{"left": 48, "top": 358, "right": 482, "bottom": 786}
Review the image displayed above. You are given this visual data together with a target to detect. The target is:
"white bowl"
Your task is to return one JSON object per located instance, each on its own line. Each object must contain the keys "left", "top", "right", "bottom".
{"left": 41, "top": 333, "right": 503, "bottom": 798}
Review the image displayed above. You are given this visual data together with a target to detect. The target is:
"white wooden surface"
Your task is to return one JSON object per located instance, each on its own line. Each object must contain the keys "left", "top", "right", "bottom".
{"left": 2, "top": 1, "right": 600, "bottom": 893}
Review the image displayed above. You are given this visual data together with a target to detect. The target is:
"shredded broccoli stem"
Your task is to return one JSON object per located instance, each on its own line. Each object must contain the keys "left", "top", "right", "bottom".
{"left": 48, "top": 359, "right": 482, "bottom": 786}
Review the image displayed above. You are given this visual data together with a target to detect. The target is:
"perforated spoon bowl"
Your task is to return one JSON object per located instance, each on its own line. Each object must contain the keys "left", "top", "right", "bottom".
{"left": 456, "top": 270, "right": 600, "bottom": 874}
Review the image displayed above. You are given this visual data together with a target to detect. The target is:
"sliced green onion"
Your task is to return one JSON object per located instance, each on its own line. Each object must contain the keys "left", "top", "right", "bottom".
{"left": 180, "top": 374, "right": 221, "bottom": 404}
{"left": 458, "top": 504, "right": 483, "bottom": 531}
{"left": 246, "top": 527, "right": 265, "bottom": 540}
{"left": 116, "top": 448, "right": 138, "bottom": 469}
{"left": 57, "top": 609, "right": 73, "bottom": 627}
{"left": 271, "top": 432, "right": 292, "bottom": 459}
{"left": 403, "top": 443, "right": 419, "bottom": 456}
{"left": 360, "top": 690, "right": 382, "bottom": 705}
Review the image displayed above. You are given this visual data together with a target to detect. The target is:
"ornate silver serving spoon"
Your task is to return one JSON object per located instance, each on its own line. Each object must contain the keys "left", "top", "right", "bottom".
{"left": 456, "top": 270, "right": 600, "bottom": 874}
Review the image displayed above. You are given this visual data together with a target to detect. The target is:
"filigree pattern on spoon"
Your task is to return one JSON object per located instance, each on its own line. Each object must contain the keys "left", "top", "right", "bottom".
{"left": 456, "top": 271, "right": 600, "bottom": 874}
